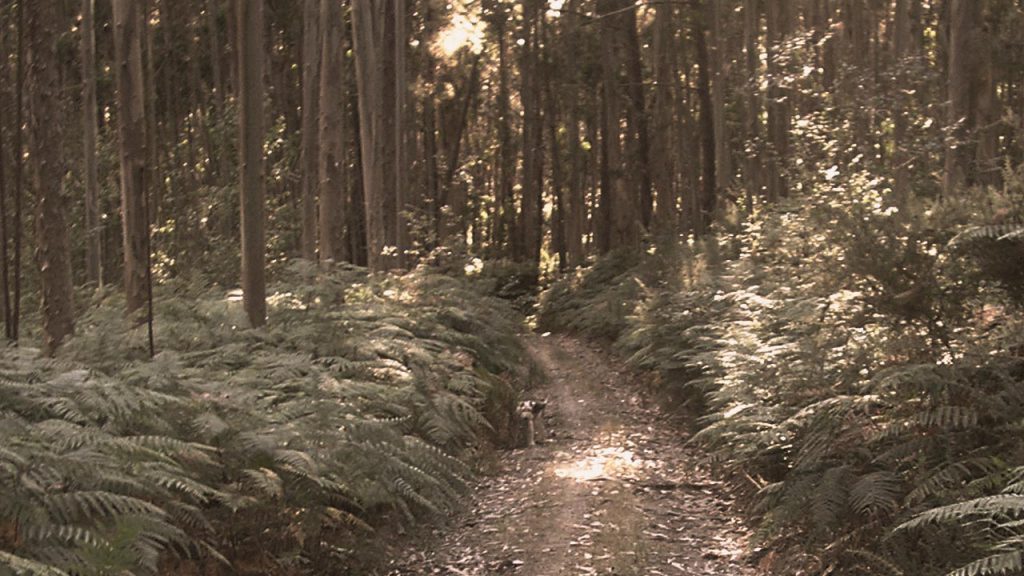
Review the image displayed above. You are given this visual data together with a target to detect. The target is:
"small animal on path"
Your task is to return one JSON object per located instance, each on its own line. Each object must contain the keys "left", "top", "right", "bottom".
{"left": 517, "top": 399, "right": 547, "bottom": 447}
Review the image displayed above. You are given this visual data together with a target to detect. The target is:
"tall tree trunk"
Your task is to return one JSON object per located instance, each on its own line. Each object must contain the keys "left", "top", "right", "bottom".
{"left": 319, "top": 0, "right": 348, "bottom": 263}
{"left": 394, "top": 0, "right": 410, "bottom": 268}
{"left": 892, "top": 0, "right": 914, "bottom": 201}
{"left": 710, "top": 0, "right": 733, "bottom": 195}
{"left": 238, "top": 0, "right": 267, "bottom": 326}
{"left": 518, "top": 0, "right": 544, "bottom": 268}
{"left": 651, "top": 0, "right": 678, "bottom": 232}
{"left": 695, "top": 6, "right": 716, "bottom": 235}
{"left": 944, "top": 0, "right": 994, "bottom": 194}
{"left": 300, "top": 0, "right": 321, "bottom": 260}
{"left": 113, "top": 0, "right": 150, "bottom": 314}
{"left": 12, "top": 0, "right": 26, "bottom": 340}
{"left": 0, "top": 49, "right": 10, "bottom": 340}
{"left": 622, "top": 2, "right": 653, "bottom": 230}
{"left": 82, "top": 0, "right": 102, "bottom": 286}
{"left": 27, "top": 0, "right": 75, "bottom": 354}
{"left": 597, "top": 0, "right": 641, "bottom": 251}
{"left": 743, "top": 0, "right": 762, "bottom": 207}
{"left": 352, "top": 0, "right": 404, "bottom": 270}
{"left": 765, "top": 0, "right": 790, "bottom": 201}
{"left": 563, "top": 0, "right": 586, "bottom": 265}
{"left": 492, "top": 7, "right": 517, "bottom": 258}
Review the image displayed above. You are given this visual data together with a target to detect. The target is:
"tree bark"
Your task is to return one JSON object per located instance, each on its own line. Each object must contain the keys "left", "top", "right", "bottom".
{"left": 113, "top": 0, "right": 150, "bottom": 314}
{"left": 300, "top": 0, "right": 321, "bottom": 260}
{"left": 518, "top": 0, "right": 544, "bottom": 268}
{"left": 319, "top": 0, "right": 348, "bottom": 263}
{"left": 651, "top": 0, "right": 678, "bottom": 232}
{"left": 352, "top": 0, "right": 405, "bottom": 270}
{"left": 695, "top": 6, "right": 716, "bottom": 235}
{"left": 765, "top": 0, "right": 790, "bottom": 201}
{"left": 597, "top": 0, "right": 641, "bottom": 252}
{"left": 238, "top": 0, "right": 267, "bottom": 326}
{"left": 710, "top": 0, "right": 733, "bottom": 196}
{"left": 82, "top": 0, "right": 102, "bottom": 286}
{"left": 944, "top": 0, "right": 994, "bottom": 194}
{"left": 27, "top": 0, "right": 76, "bottom": 354}
{"left": 743, "top": 0, "right": 762, "bottom": 206}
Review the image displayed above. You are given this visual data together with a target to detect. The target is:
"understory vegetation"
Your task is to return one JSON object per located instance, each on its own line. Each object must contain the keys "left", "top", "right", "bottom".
{"left": 1, "top": 261, "right": 529, "bottom": 576}
{"left": 539, "top": 171, "right": 1024, "bottom": 575}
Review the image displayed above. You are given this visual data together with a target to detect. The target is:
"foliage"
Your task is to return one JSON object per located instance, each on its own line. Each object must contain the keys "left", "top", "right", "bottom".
{"left": 0, "top": 262, "right": 530, "bottom": 575}
{"left": 539, "top": 169, "right": 1024, "bottom": 575}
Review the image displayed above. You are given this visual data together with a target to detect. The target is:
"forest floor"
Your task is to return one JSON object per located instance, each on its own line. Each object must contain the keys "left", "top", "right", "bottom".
{"left": 382, "top": 335, "right": 759, "bottom": 576}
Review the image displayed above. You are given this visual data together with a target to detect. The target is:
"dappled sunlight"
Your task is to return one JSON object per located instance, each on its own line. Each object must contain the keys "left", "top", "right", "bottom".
{"left": 553, "top": 433, "right": 653, "bottom": 483}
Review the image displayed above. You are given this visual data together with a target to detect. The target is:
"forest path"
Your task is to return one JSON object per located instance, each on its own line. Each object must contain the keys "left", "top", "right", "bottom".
{"left": 385, "top": 335, "right": 756, "bottom": 576}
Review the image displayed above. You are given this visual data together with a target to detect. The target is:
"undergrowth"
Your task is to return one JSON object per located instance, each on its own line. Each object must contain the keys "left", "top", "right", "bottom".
{"left": 539, "top": 178, "right": 1024, "bottom": 575}
{"left": 1, "top": 260, "right": 530, "bottom": 576}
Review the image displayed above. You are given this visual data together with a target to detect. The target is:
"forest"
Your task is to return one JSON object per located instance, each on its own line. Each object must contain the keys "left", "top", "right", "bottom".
{"left": 1, "top": 0, "right": 1023, "bottom": 574}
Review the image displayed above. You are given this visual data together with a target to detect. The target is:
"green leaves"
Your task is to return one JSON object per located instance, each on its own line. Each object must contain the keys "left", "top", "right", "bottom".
{"left": 0, "top": 266, "right": 529, "bottom": 575}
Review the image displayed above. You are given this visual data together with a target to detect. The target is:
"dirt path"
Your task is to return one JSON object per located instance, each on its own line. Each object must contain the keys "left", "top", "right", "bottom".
{"left": 384, "top": 335, "right": 758, "bottom": 576}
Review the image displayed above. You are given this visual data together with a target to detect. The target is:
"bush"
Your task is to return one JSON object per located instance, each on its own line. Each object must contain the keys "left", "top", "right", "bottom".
{"left": 0, "top": 261, "right": 531, "bottom": 576}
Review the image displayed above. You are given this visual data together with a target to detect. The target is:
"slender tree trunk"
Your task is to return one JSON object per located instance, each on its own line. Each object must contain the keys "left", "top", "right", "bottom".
{"left": 352, "top": 0, "right": 405, "bottom": 271}
{"left": 563, "top": 0, "right": 586, "bottom": 265}
{"left": 12, "top": 0, "right": 25, "bottom": 340}
{"left": 27, "top": 0, "right": 76, "bottom": 354}
{"left": 892, "top": 0, "right": 914, "bottom": 201}
{"left": 623, "top": 1, "right": 653, "bottom": 230}
{"left": 743, "top": 0, "right": 762, "bottom": 207}
{"left": 319, "top": 0, "right": 348, "bottom": 263}
{"left": 597, "top": 0, "right": 641, "bottom": 251}
{"left": 394, "top": 0, "right": 410, "bottom": 267}
{"left": 494, "top": 10, "right": 517, "bottom": 258}
{"left": 301, "top": 0, "right": 321, "bottom": 260}
{"left": 944, "top": 0, "right": 994, "bottom": 194}
{"left": 710, "top": 0, "right": 732, "bottom": 195}
{"left": 238, "top": 0, "right": 267, "bottom": 326}
{"left": 113, "top": 0, "right": 150, "bottom": 314}
{"left": 651, "top": 0, "right": 678, "bottom": 232}
{"left": 695, "top": 7, "right": 716, "bottom": 235}
{"left": 82, "top": 0, "right": 102, "bottom": 286}
{"left": 765, "top": 0, "right": 790, "bottom": 201}
{"left": 518, "top": 0, "right": 544, "bottom": 268}
{"left": 0, "top": 55, "right": 10, "bottom": 340}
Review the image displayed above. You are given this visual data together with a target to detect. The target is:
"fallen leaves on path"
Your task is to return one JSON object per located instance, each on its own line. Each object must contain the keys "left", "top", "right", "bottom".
{"left": 384, "top": 336, "right": 759, "bottom": 576}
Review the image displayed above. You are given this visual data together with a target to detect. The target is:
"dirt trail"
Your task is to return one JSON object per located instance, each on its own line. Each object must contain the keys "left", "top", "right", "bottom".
{"left": 385, "top": 335, "right": 757, "bottom": 576}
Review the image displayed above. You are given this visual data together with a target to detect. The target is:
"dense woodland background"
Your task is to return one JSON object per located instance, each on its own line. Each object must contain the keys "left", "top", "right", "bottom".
{"left": 1, "top": 0, "right": 1024, "bottom": 574}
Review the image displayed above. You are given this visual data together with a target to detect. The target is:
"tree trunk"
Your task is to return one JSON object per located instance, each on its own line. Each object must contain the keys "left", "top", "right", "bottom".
{"left": 352, "top": 0, "right": 405, "bottom": 271}
{"left": 492, "top": 6, "right": 517, "bottom": 258}
{"left": 518, "top": 0, "right": 544, "bottom": 268}
{"left": 743, "top": 0, "right": 762, "bottom": 206}
{"left": 112, "top": 0, "right": 150, "bottom": 314}
{"left": 319, "top": 0, "right": 348, "bottom": 263}
{"left": 695, "top": 6, "right": 716, "bottom": 235}
{"left": 710, "top": 0, "right": 733, "bottom": 196}
{"left": 597, "top": 0, "right": 641, "bottom": 251}
{"left": 765, "top": 0, "right": 790, "bottom": 201}
{"left": 944, "top": 0, "right": 994, "bottom": 194}
{"left": 238, "top": 0, "right": 267, "bottom": 326}
{"left": 300, "top": 0, "right": 321, "bottom": 260}
{"left": 622, "top": 3, "right": 653, "bottom": 230}
{"left": 651, "top": 0, "right": 678, "bottom": 232}
{"left": 27, "top": 0, "right": 75, "bottom": 354}
{"left": 82, "top": 0, "right": 102, "bottom": 286}
{"left": 12, "top": 0, "right": 25, "bottom": 340}
{"left": 0, "top": 47, "right": 10, "bottom": 340}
